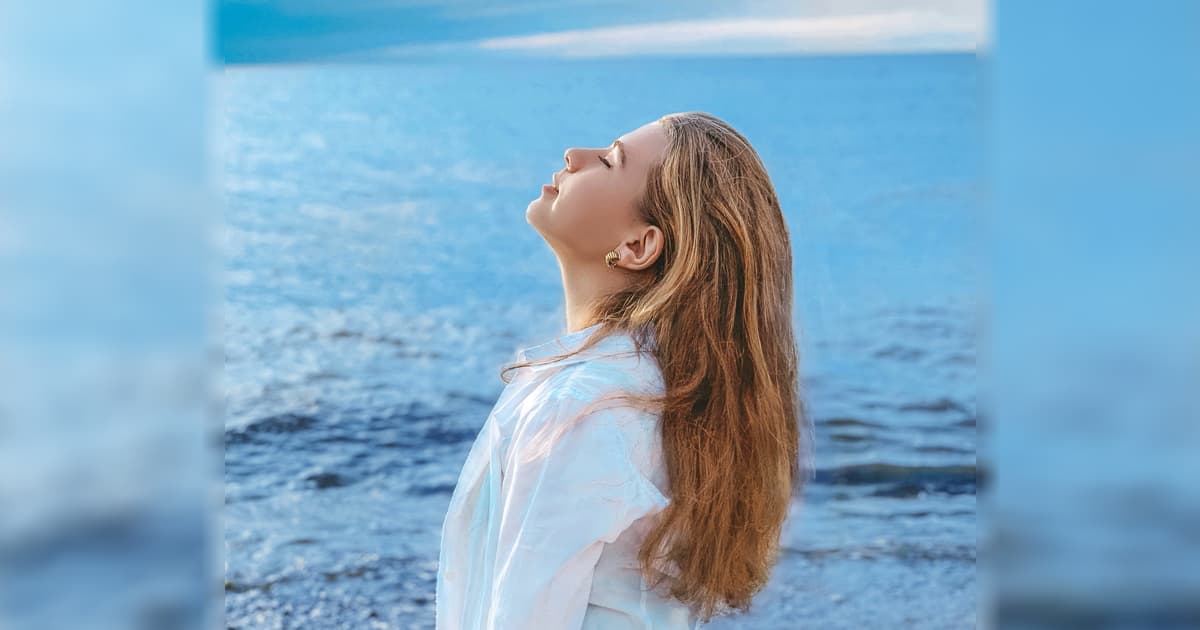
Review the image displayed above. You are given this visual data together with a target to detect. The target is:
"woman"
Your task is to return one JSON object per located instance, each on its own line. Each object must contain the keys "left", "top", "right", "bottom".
{"left": 436, "top": 112, "right": 811, "bottom": 629}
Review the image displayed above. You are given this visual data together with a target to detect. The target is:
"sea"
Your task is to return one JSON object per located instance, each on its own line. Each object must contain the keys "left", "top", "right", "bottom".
{"left": 221, "top": 52, "right": 979, "bottom": 629}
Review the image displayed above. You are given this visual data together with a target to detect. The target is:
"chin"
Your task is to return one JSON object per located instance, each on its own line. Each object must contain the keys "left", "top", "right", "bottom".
{"left": 525, "top": 203, "right": 549, "bottom": 236}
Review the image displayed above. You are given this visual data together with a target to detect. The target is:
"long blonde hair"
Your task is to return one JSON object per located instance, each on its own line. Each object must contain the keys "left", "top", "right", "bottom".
{"left": 500, "top": 111, "right": 810, "bottom": 623}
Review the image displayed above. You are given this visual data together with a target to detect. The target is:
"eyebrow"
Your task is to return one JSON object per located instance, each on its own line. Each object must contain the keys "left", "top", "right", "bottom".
{"left": 611, "top": 139, "right": 627, "bottom": 167}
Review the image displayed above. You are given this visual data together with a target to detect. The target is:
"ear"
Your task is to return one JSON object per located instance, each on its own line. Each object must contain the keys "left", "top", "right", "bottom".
{"left": 623, "top": 224, "right": 664, "bottom": 271}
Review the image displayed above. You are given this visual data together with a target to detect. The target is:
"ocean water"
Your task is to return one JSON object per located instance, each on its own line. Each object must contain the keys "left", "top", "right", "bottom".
{"left": 221, "top": 53, "right": 979, "bottom": 629}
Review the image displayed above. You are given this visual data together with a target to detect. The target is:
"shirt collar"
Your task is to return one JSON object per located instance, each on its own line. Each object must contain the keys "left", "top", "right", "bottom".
{"left": 515, "top": 322, "right": 645, "bottom": 369}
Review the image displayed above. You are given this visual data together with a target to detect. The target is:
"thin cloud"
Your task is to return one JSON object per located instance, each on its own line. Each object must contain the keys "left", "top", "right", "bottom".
{"left": 474, "top": 11, "right": 983, "bottom": 57}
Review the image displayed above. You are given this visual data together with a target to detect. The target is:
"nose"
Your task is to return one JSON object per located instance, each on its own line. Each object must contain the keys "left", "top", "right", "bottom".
{"left": 563, "top": 146, "right": 589, "bottom": 172}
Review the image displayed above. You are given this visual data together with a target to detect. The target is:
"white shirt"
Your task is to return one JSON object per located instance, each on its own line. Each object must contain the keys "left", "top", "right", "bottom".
{"left": 436, "top": 322, "right": 701, "bottom": 630}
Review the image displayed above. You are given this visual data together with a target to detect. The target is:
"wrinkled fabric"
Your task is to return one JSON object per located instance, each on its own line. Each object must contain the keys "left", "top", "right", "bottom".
{"left": 436, "top": 322, "right": 700, "bottom": 630}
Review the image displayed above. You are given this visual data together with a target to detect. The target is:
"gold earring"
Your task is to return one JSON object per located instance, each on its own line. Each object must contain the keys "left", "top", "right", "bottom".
{"left": 605, "top": 249, "right": 620, "bottom": 269}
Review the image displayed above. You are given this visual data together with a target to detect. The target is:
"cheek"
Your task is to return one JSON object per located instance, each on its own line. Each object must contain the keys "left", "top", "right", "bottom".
{"left": 556, "top": 183, "right": 625, "bottom": 238}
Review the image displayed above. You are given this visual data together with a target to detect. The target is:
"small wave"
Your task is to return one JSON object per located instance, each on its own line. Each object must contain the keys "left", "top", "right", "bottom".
{"left": 783, "top": 542, "right": 975, "bottom": 563}
{"left": 819, "top": 416, "right": 887, "bottom": 430}
{"left": 896, "top": 397, "right": 971, "bottom": 415}
{"left": 303, "top": 472, "right": 353, "bottom": 490}
{"left": 814, "top": 463, "right": 978, "bottom": 496}
{"left": 872, "top": 344, "right": 927, "bottom": 361}
{"left": 225, "top": 412, "right": 318, "bottom": 445}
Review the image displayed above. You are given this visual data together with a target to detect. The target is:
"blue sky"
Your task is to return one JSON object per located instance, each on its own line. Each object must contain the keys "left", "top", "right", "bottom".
{"left": 217, "top": 0, "right": 986, "bottom": 64}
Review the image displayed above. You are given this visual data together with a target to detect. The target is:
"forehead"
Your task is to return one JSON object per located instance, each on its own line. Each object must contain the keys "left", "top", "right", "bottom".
{"left": 616, "top": 121, "right": 669, "bottom": 168}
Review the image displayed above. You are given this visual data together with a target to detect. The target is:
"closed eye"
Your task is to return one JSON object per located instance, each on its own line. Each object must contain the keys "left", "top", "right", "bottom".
{"left": 598, "top": 155, "right": 612, "bottom": 169}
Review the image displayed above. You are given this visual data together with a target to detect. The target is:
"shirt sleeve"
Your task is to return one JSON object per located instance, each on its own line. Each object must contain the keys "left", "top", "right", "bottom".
{"left": 486, "top": 385, "right": 669, "bottom": 630}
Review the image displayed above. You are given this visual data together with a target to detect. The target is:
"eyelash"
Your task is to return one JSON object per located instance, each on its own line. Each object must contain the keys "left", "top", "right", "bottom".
{"left": 598, "top": 155, "right": 612, "bottom": 169}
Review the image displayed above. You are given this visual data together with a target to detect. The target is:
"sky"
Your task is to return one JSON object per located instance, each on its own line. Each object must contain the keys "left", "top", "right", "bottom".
{"left": 216, "top": 0, "right": 988, "bottom": 64}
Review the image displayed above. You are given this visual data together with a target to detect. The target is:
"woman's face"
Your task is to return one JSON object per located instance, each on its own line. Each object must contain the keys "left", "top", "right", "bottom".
{"left": 526, "top": 120, "right": 669, "bottom": 265}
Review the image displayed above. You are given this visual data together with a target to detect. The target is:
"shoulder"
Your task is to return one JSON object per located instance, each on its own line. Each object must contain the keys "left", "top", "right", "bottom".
{"left": 523, "top": 357, "right": 662, "bottom": 445}
{"left": 550, "top": 343, "right": 664, "bottom": 403}
{"left": 523, "top": 361, "right": 646, "bottom": 431}
{"left": 511, "top": 356, "right": 663, "bottom": 467}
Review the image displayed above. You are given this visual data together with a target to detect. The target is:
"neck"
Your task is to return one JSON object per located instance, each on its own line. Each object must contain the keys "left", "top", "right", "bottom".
{"left": 559, "top": 258, "right": 626, "bottom": 333}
